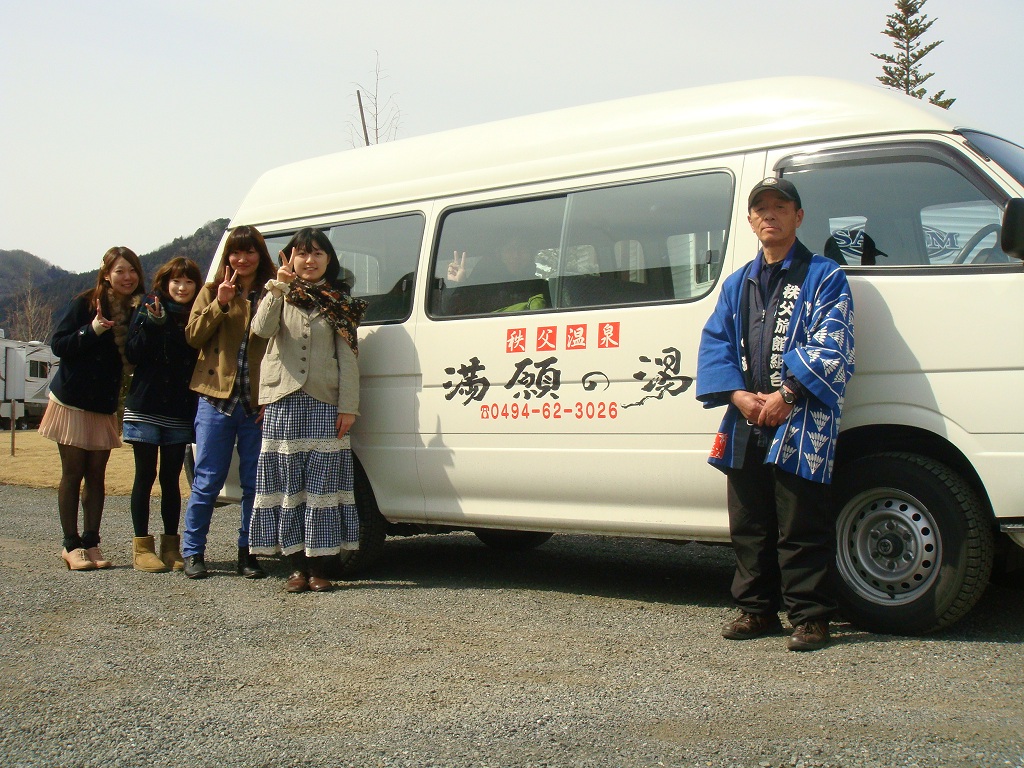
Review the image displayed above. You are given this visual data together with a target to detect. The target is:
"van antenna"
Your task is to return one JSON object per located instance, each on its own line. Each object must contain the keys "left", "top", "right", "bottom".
{"left": 356, "top": 90, "right": 370, "bottom": 147}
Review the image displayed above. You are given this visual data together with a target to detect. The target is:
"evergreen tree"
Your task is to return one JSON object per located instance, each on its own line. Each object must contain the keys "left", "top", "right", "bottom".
{"left": 872, "top": 0, "right": 955, "bottom": 109}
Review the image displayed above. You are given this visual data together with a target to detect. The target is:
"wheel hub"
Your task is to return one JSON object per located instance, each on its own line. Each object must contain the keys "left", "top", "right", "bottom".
{"left": 837, "top": 491, "right": 941, "bottom": 604}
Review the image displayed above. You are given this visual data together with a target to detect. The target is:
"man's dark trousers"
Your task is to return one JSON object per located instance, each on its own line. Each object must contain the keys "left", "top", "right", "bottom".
{"left": 725, "top": 438, "right": 837, "bottom": 625}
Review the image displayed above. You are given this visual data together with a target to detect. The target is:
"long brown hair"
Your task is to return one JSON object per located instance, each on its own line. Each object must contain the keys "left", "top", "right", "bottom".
{"left": 210, "top": 225, "right": 275, "bottom": 291}
{"left": 78, "top": 246, "right": 145, "bottom": 316}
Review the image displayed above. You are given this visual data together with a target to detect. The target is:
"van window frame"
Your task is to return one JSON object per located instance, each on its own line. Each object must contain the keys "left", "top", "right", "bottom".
{"left": 260, "top": 210, "right": 426, "bottom": 327}
{"left": 425, "top": 168, "right": 736, "bottom": 321}
{"left": 775, "top": 141, "right": 1019, "bottom": 275}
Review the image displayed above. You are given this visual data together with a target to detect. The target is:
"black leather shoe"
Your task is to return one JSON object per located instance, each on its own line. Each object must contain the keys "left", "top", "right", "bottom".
{"left": 721, "top": 611, "right": 783, "bottom": 640}
{"left": 787, "top": 620, "right": 831, "bottom": 652}
{"left": 183, "top": 554, "right": 208, "bottom": 580}
{"left": 237, "top": 547, "right": 266, "bottom": 579}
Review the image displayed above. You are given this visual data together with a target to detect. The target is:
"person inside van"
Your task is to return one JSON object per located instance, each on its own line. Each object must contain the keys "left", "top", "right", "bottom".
{"left": 440, "top": 236, "right": 550, "bottom": 315}
{"left": 696, "top": 178, "right": 855, "bottom": 652}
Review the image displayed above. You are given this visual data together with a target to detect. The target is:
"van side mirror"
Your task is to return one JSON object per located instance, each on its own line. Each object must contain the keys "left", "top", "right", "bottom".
{"left": 1001, "top": 199, "right": 1024, "bottom": 260}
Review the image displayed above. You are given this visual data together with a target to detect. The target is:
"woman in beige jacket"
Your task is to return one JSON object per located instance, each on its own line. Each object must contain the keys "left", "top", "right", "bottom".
{"left": 249, "top": 228, "right": 365, "bottom": 593}
{"left": 180, "top": 226, "right": 275, "bottom": 581}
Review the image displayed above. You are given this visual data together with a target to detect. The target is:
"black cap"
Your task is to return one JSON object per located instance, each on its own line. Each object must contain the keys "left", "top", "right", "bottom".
{"left": 748, "top": 177, "right": 802, "bottom": 210}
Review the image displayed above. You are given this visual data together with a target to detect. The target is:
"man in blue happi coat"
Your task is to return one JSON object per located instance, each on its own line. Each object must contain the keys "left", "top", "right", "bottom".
{"left": 696, "top": 177, "right": 854, "bottom": 652}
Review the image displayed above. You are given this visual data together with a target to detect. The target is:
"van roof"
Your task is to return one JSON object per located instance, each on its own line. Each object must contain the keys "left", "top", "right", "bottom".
{"left": 233, "top": 76, "right": 963, "bottom": 228}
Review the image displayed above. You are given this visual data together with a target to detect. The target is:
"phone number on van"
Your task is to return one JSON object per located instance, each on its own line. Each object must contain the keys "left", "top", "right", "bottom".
{"left": 480, "top": 401, "right": 619, "bottom": 420}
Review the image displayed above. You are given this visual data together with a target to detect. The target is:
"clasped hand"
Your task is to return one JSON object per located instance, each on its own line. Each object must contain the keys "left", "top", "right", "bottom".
{"left": 731, "top": 389, "right": 793, "bottom": 428}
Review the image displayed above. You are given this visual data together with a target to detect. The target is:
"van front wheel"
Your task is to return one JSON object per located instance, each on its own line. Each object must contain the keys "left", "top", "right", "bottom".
{"left": 832, "top": 452, "right": 993, "bottom": 635}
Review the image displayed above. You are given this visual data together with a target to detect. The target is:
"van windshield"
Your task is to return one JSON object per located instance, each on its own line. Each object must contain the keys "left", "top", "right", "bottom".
{"left": 961, "top": 131, "right": 1024, "bottom": 187}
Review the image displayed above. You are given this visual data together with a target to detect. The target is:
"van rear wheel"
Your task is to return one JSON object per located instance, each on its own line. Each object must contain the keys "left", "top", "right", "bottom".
{"left": 335, "top": 455, "right": 387, "bottom": 576}
{"left": 832, "top": 452, "right": 993, "bottom": 635}
{"left": 473, "top": 529, "right": 553, "bottom": 551}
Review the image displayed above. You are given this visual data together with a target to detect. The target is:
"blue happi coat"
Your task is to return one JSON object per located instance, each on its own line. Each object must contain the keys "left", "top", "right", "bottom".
{"left": 696, "top": 241, "right": 854, "bottom": 484}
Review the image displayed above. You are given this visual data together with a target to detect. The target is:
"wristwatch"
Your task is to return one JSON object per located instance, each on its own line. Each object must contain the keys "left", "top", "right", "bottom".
{"left": 780, "top": 385, "right": 797, "bottom": 405}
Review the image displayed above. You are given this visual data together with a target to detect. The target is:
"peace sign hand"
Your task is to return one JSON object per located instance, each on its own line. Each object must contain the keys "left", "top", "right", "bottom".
{"left": 216, "top": 265, "right": 238, "bottom": 307}
{"left": 94, "top": 298, "right": 114, "bottom": 329}
{"left": 277, "top": 249, "right": 296, "bottom": 284}
{"left": 447, "top": 250, "right": 467, "bottom": 283}
{"left": 147, "top": 294, "right": 164, "bottom": 319}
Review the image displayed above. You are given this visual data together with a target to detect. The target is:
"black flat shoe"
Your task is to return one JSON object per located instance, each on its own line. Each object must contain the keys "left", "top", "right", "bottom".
{"left": 183, "top": 554, "right": 208, "bottom": 580}
{"left": 237, "top": 547, "right": 266, "bottom": 579}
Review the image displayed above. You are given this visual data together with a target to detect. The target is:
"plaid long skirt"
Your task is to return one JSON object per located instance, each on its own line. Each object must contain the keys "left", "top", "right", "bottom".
{"left": 249, "top": 390, "right": 359, "bottom": 557}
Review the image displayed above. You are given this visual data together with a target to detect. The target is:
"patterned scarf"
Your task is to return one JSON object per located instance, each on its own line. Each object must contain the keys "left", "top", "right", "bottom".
{"left": 285, "top": 277, "right": 367, "bottom": 354}
{"left": 158, "top": 292, "right": 192, "bottom": 328}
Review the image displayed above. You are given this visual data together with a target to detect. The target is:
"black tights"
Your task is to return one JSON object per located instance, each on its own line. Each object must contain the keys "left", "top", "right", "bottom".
{"left": 130, "top": 442, "right": 186, "bottom": 537}
{"left": 57, "top": 444, "right": 111, "bottom": 551}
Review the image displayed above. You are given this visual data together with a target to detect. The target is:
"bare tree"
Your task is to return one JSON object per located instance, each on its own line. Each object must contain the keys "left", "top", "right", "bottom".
{"left": 348, "top": 52, "right": 401, "bottom": 147}
{"left": 8, "top": 278, "right": 54, "bottom": 342}
{"left": 872, "top": 0, "right": 955, "bottom": 109}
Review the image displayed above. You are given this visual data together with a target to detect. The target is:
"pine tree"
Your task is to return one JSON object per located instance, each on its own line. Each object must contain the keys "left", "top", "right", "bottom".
{"left": 872, "top": 0, "right": 955, "bottom": 109}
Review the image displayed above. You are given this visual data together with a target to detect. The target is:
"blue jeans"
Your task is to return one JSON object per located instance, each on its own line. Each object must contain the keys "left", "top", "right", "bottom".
{"left": 181, "top": 399, "right": 262, "bottom": 557}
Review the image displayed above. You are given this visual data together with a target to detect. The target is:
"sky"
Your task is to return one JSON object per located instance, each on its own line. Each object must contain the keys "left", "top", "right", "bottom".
{"left": 2, "top": 0, "right": 1022, "bottom": 274}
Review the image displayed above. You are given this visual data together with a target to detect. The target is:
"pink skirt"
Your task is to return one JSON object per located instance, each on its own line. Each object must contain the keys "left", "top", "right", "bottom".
{"left": 38, "top": 399, "right": 121, "bottom": 451}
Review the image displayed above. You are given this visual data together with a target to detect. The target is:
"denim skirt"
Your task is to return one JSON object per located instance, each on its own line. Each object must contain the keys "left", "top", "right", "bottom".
{"left": 122, "top": 419, "right": 194, "bottom": 446}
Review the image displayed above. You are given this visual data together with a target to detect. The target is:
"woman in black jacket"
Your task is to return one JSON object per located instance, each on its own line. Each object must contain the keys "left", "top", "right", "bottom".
{"left": 123, "top": 257, "right": 201, "bottom": 573}
{"left": 40, "top": 247, "right": 145, "bottom": 570}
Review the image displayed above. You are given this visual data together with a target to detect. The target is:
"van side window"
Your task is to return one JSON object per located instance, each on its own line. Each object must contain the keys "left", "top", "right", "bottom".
{"left": 558, "top": 173, "right": 730, "bottom": 308}
{"left": 265, "top": 213, "right": 424, "bottom": 325}
{"left": 781, "top": 146, "right": 1011, "bottom": 267}
{"left": 433, "top": 197, "right": 564, "bottom": 317}
{"left": 430, "top": 171, "right": 732, "bottom": 318}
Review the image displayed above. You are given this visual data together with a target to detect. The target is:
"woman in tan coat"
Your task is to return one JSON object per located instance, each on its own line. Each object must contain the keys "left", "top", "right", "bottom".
{"left": 180, "top": 226, "right": 275, "bottom": 580}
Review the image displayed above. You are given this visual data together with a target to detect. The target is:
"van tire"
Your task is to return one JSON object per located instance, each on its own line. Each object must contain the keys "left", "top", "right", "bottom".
{"left": 832, "top": 452, "right": 993, "bottom": 635}
{"left": 337, "top": 455, "right": 387, "bottom": 576}
{"left": 472, "top": 529, "right": 553, "bottom": 551}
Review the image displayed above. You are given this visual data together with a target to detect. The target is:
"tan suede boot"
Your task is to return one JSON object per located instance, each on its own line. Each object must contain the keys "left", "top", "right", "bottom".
{"left": 158, "top": 534, "right": 184, "bottom": 572}
{"left": 133, "top": 536, "right": 169, "bottom": 573}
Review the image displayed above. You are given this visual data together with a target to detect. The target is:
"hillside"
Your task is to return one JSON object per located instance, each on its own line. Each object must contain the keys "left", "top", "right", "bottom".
{"left": 0, "top": 219, "right": 229, "bottom": 339}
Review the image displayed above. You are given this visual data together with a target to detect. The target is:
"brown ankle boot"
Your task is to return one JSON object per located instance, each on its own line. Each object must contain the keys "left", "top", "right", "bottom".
{"left": 158, "top": 534, "right": 184, "bottom": 571}
{"left": 133, "top": 536, "right": 169, "bottom": 573}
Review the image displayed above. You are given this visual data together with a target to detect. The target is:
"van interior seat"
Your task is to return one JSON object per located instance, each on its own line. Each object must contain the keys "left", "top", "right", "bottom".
{"left": 556, "top": 273, "right": 664, "bottom": 308}
{"left": 973, "top": 247, "right": 1010, "bottom": 264}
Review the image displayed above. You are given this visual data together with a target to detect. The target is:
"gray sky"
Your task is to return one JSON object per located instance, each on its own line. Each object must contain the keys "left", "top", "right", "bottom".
{"left": 3, "top": 0, "right": 1021, "bottom": 274}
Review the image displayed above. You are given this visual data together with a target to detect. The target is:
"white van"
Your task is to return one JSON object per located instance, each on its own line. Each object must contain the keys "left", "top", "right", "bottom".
{"left": 213, "top": 77, "right": 1024, "bottom": 634}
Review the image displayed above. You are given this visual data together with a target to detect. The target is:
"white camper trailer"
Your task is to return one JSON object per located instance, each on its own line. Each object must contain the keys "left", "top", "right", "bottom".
{"left": 0, "top": 334, "right": 58, "bottom": 429}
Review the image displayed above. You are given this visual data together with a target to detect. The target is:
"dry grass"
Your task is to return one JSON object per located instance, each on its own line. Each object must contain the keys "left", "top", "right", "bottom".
{"left": 0, "top": 429, "right": 189, "bottom": 496}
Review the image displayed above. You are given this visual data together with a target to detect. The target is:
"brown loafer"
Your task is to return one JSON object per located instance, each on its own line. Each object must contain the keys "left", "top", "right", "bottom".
{"left": 284, "top": 571, "right": 309, "bottom": 593}
{"left": 307, "top": 575, "right": 333, "bottom": 593}
{"left": 787, "top": 620, "right": 831, "bottom": 651}
{"left": 721, "top": 611, "right": 783, "bottom": 640}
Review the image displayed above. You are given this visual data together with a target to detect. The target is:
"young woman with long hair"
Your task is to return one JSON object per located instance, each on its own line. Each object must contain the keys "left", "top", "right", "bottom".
{"left": 249, "top": 227, "right": 365, "bottom": 592}
{"left": 123, "top": 256, "right": 202, "bottom": 572}
{"left": 40, "top": 246, "right": 145, "bottom": 570}
{"left": 180, "top": 226, "right": 275, "bottom": 580}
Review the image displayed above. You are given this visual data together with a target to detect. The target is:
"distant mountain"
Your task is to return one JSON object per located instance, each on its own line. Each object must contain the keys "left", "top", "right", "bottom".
{"left": 0, "top": 219, "right": 229, "bottom": 339}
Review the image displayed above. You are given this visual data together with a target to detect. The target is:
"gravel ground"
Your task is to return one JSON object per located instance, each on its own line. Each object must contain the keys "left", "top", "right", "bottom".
{"left": 1, "top": 482, "right": 1023, "bottom": 768}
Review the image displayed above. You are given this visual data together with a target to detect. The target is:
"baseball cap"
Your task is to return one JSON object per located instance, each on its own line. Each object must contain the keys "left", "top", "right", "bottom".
{"left": 747, "top": 177, "right": 802, "bottom": 210}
